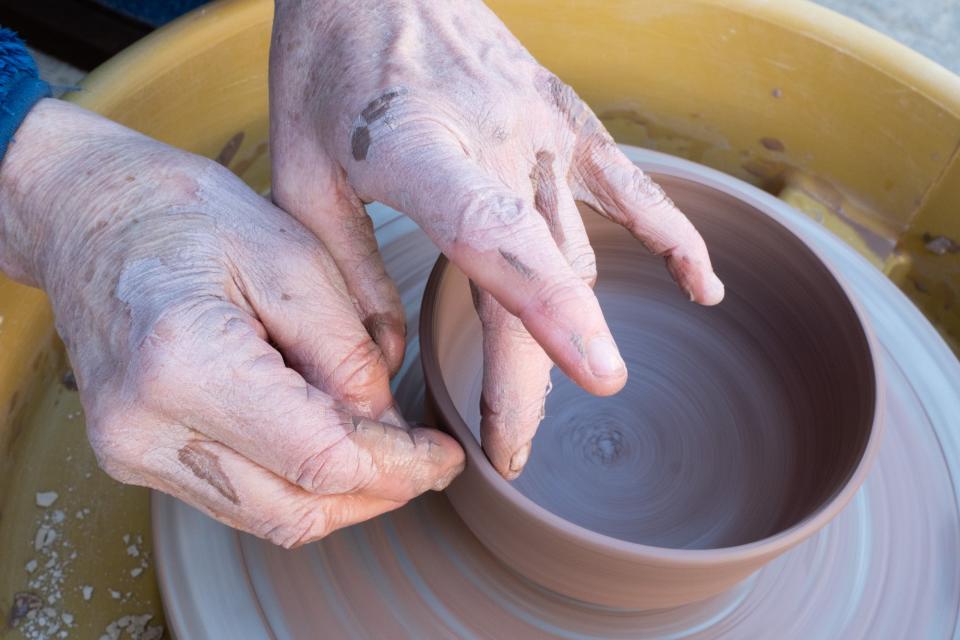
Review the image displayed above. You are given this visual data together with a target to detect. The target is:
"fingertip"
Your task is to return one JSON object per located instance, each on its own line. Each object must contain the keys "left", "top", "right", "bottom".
{"left": 667, "top": 255, "right": 725, "bottom": 307}
{"left": 432, "top": 459, "right": 466, "bottom": 491}
{"left": 574, "top": 333, "right": 628, "bottom": 396}
{"left": 506, "top": 441, "right": 532, "bottom": 480}
{"left": 700, "top": 272, "right": 726, "bottom": 306}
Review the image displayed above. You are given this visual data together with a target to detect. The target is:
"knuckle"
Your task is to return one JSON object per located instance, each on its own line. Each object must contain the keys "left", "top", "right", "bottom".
{"left": 452, "top": 189, "right": 531, "bottom": 250}
{"left": 130, "top": 331, "right": 193, "bottom": 406}
{"left": 525, "top": 276, "right": 589, "bottom": 322}
{"left": 623, "top": 167, "right": 670, "bottom": 212}
{"left": 293, "top": 422, "right": 374, "bottom": 495}
{"left": 567, "top": 244, "right": 598, "bottom": 288}
{"left": 327, "top": 338, "right": 389, "bottom": 400}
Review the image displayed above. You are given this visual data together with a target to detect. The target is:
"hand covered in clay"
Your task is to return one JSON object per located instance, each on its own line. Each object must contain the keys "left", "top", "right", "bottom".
{"left": 0, "top": 99, "right": 464, "bottom": 546}
{"left": 270, "top": 0, "right": 724, "bottom": 478}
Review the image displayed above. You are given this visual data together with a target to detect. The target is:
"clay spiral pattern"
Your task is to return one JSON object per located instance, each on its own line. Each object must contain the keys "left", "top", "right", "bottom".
{"left": 154, "top": 150, "right": 960, "bottom": 639}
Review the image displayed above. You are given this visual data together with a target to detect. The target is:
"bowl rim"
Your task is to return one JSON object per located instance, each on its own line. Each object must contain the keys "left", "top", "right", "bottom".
{"left": 419, "top": 163, "right": 885, "bottom": 568}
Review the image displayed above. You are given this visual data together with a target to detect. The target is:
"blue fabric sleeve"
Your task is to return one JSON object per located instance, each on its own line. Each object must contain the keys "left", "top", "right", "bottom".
{"left": 0, "top": 28, "right": 51, "bottom": 161}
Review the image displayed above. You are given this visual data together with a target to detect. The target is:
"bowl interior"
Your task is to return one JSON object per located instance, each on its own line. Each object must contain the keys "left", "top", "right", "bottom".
{"left": 432, "top": 175, "right": 876, "bottom": 550}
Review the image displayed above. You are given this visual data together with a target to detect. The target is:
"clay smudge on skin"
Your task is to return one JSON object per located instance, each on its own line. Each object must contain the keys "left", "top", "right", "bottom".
{"left": 361, "top": 89, "right": 404, "bottom": 123}
{"left": 351, "top": 126, "right": 372, "bottom": 161}
{"left": 539, "top": 74, "right": 593, "bottom": 133}
{"left": 569, "top": 333, "right": 585, "bottom": 357}
{"left": 215, "top": 132, "right": 245, "bottom": 167}
{"left": 351, "top": 87, "right": 408, "bottom": 161}
{"left": 498, "top": 249, "right": 535, "bottom": 280}
{"left": 178, "top": 441, "right": 240, "bottom": 505}
{"left": 530, "top": 150, "right": 563, "bottom": 244}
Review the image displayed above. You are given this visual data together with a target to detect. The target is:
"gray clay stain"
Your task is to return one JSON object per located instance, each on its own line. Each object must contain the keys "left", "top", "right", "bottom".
{"left": 351, "top": 126, "right": 371, "bottom": 161}
{"left": 178, "top": 441, "right": 240, "bottom": 505}
{"left": 352, "top": 88, "right": 408, "bottom": 161}
{"left": 498, "top": 249, "right": 535, "bottom": 280}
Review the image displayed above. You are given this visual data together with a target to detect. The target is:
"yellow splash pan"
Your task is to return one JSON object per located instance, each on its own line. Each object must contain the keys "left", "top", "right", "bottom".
{"left": 2, "top": 0, "right": 959, "bottom": 635}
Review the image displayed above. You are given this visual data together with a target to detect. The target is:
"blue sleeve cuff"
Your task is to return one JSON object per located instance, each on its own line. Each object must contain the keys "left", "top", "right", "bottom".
{"left": 0, "top": 28, "right": 52, "bottom": 160}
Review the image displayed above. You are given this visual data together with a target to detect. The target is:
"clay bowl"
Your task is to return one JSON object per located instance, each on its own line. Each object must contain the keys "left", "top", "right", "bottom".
{"left": 419, "top": 172, "right": 882, "bottom": 611}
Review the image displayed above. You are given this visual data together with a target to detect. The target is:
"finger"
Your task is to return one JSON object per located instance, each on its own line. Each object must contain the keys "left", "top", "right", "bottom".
{"left": 234, "top": 203, "right": 396, "bottom": 419}
{"left": 359, "top": 146, "right": 626, "bottom": 396}
{"left": 574, "top": 139, "right": 724, "bottom": 305}
{"left": 474, "top": 283, "right": 553, "bottom": 480}
{"left": 144, "top": 423, "right": 402, "bottom": 547}
{"left": 478, "top": 165, "right": 597, "bottom": 479}
{"left": 130, "top": 301, "right": 464, "bottom": 502}
{"left": 272, "top": 151, "right": 406, "bottom": 375}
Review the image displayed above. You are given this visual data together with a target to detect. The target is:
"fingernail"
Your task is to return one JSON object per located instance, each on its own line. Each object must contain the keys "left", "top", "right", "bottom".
{"left": 586, "top": 335, "right": 626, "bottom": 378}
{"left": 706, "top": 273, "right": 725, "bottom": 304}
{"left": 509, "top": 442, "right": 532, "bottom": 474}
{"left": 433, "top": 461, "right": 465, "bottom": 491}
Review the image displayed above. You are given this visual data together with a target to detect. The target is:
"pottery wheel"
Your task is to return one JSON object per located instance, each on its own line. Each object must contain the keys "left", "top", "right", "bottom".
{"left": 154, "top": 148, "right": 960, "bottom": 639}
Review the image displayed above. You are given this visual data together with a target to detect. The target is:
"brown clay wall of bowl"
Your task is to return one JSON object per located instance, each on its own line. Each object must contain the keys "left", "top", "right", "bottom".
{"left": 421, "top": 174, "right": 879, "bottom": 609}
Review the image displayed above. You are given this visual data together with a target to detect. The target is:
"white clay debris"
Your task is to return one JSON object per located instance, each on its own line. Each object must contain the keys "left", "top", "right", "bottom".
{"left": 98, "top": 613, "right": 164, "bottom": 640}
{"left": 14, "top": 492, "right": 161, "bottom": 639}
{"left": 36, "top": 491, "right": 59, "bottom": 507}
{"left": 34, "top": 525, "right": 57, "bottom": 550}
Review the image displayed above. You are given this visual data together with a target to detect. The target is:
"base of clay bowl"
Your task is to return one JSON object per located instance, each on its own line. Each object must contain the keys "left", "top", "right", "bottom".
{"left": 420, "top": 173, "right": 883, "bottom": 610}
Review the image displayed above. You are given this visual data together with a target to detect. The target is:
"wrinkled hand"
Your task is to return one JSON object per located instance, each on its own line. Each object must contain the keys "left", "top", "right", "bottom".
{"left": 270, "top": 0, "right": 724, "bottom": 479}
{"left": 0, "top": 100, "right": 464, "bottom": 546}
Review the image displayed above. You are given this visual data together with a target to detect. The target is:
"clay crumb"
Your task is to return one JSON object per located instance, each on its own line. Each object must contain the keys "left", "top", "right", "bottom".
{"left": 130, "top": 567, "right": 143, "bottom": 578}
{"left": 34, "top": 526, "right": 56, "bottom": 550}
{"left": 126, "top": 544, "right": 139, "bottom": 557}
{"left": 109, "top": 589, "right": 122, "bottom": 600}
{"left": 25, "top": 559, "right": 38, "bottom": 573}
{"left": 9, "top": 591, "right": 42, "bottom": 625}
{"left": 81, "top": 586, "right": 93, "bottom": 601}
{"left": 922, "top": 232, "right": 960, "bottom": 255}
{"left": 36, "top": 491, "right": 59, "bottom": 507}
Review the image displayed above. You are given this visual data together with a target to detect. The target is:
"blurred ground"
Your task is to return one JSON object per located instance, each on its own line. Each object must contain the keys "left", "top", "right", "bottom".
{"left": 814, "top": 0, "right": 959, "bottom": 74}
{"left": 29, "top": 0, "right": 958, "bottom": 92}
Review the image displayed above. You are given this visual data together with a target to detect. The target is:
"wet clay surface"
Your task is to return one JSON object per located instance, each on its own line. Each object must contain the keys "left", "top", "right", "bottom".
{"left": 436, "top": 180, "right": 875, "bottom": 550}
{"left": 154, "top": 149, "right": 960, "bottom": 638}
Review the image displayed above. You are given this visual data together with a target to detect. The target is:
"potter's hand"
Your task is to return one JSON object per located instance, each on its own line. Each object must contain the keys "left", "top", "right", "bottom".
{"left": 270, "top": 0, "right": 724, "bottom": 478}
{"left": 0, "top": 100, "right": 464, "bottom": 547}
